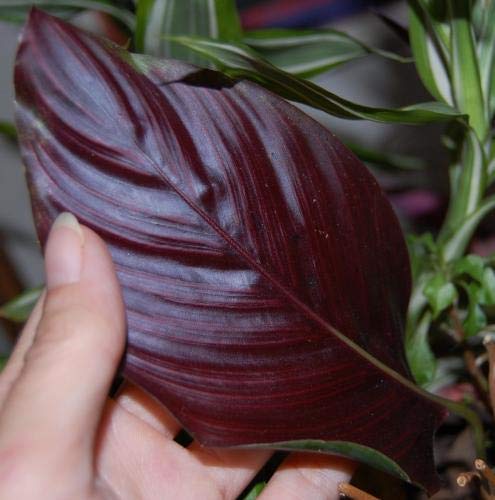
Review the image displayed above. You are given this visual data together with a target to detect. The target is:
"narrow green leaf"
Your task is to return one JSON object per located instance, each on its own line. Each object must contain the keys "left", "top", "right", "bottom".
{"left": 170, "top": 36, "right": 462, "bottom": 124}
{"left": 135, "top": 0, "right": 241, "bottom": 63}
{"left": 0, "top": 0, "right": 135, "bottom": 28}
{"left": 373, "top": 10, "right": 410, "bottom": 45}
{"left": 406, "top": 311, "right": 436, "bottom": 387}
{"left": 424, "top": 274, "right": 457, "bottom": 318}
{"left": 415, "top": 0, "right": 451, "bottom": 52}
{"left": 480, "top": 267, "right": 495, "bottom": 305}
{"left": 346, "top": 141, "right": 426, "bottom": 171}
{"left": 243, "top": 28, "right": 411, "bottom": 78}
{"left": 473, "top": 0, "right": 495, "bottom": 116}
{"left": 0, "top": 5, "right": 76, "bottom": 21}
{"left": 439, "top": 129, "right": 486, "bottom": 249}
{"left": 0, "top": 121, "right": 16, "bottom": 140}
{"left": 243, "top": 482, "right": 266, "bottom": 500}
{"left": 245, "top": 440, "right": 410, "bottom": 485}
{"left": 0, "top": 355, "right": 8, "bottom": 372}
{"left": 442, "top": 195, "right": 495, "bottom": 261}
{"left": 407, "top": 234, "right": 436, "bottom": 285}
{"left": 0, "top": 287, "right": 42, "bottom": 323}
{"left": 452, "top": 254, "right": 485, "bottom": 282}
{"left": 463, "top": 283, "right": 487, "bottom": 337}
{"left": 488, "top": 156, "right": 495, "bottom": 184}
{"left": 408, "top": 0, "right": 453, "bottom": 103}
{"left": 449, "top": 0, "right": 487, "bottom": 139}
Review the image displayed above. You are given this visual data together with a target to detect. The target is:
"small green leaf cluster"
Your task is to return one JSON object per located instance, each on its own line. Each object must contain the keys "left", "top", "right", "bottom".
{"left": 407, "top": 232, "right": 495, "bottom": 387}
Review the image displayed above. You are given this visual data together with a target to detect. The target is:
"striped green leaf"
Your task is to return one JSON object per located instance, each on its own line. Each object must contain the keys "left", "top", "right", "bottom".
{"left": 0, "top": 5, "right": 76, "bottom": 21}
{"left": 439, "top": 129, "right": 486, "bottom": 258}
{"left": 243, "top": 28, "right": 411, "bottom": 78}
{"left": 170, "top": 36, "right": 462, "bottom": 124}
{"left": 135, "top": 0, "right": 241, "bottom": 63}
{"left": 0, "top": 0, "right": 135, "bottom": 28}
{"left": 443, "top": 195, "right": 495, "bottom": 262}
{"left": 449, "top": 0, "right": 487, "bottom": 140}
{"left": 408, "top": 0, "right": 452, "bottom": 104}
{"left": 473, "top": 0, "right": 495, "bottom": 116}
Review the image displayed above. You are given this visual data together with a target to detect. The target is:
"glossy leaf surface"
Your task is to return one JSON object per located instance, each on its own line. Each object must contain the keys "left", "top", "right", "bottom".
{"left": 15, "top": 10, "right": 446, "bottom": 493}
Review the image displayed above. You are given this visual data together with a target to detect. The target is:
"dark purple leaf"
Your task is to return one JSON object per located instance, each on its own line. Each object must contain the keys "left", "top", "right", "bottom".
{"left": 15, "top": 9, "right": 446, "bottom": 493}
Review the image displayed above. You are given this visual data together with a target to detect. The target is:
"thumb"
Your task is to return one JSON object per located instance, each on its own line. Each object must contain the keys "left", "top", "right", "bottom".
{"left": 0, "top": 213, "right": 126, "bottom": 455}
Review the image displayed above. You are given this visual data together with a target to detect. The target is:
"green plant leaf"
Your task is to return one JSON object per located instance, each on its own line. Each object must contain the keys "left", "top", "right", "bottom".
{"left": 0, "top": 4, "right": 78, "bottom": 21}
{"left": 0, "top": 355, "right": 8, "bottom": 372}
{"left": 135, "top": 0, "right": 241, "bottom": 63}
{"left": 0, "top": 286, "right": 42, "bottom": 323}
{"left": 480, "top": 267, "right": 495, "bottom": 305}
{"left": 442, "top": 195, "right": 495, "bottom": 262}
{"left": 0, "top": 120, "right": 16, "bottom": 140}
{"left": 0, "top": 0, "right": 135, "bottom": 28}
{"left": 473, "top": 0, "right": 495, "bottom": 116}
{"left": 408, "top": 233, "right": 436, "bottom": 280}
{"left": 424, "top": 274, "right": 457, "bottom": 318}
{"left": 439, "top": 129, "right": 486, "bottom": 254}
{"left": 449, "top": 0, "right": 487, "bottom": 140}
{"left": 408, "top": 0, "right": 453, "bottom": 104}
{"left": 242, "top": 28, "right": 411, "bottom": 78}
{"left": 488, "top": 156, "right": 495, "bottom": 184}
{"left": 170, "top": 36, "right": 462, "bottom": 124}
{"left": 242, "top": 482, "right": 266, "bottom": 500}
{"left": 463, "top": 282, "right": 487, "bottom": 337}
{"left": 415, "top": 0, "right": 451, "bottom": 52}
{"left": 452, "top": 254, "right": 485, "bottom": 282}
{"left": 346, "top": 141, "right": 427, "bottom": 171}
{"left": 245, "top": 440, "right": 411, "bottom": 486}
{"left": 406, "top": 311, "right": 436, "bottom": 387}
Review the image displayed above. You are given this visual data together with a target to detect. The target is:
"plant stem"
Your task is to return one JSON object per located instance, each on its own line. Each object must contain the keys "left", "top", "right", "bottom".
{"left": 338, "top": 483, "right": 379, "bottom": 500}
{"left": 483, "top": 336, "right": 495, "bottom": 422}
{"left": 432, "top": 395, "right": 486, "bottom": 459}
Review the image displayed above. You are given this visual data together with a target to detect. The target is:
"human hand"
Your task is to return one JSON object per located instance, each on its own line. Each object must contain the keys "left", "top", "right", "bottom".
{"left": 0, "top": 213, "right": 354, "bottom": 499}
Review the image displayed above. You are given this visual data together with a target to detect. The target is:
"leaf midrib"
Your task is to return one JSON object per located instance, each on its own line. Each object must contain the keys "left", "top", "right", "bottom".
{"left": 129, "top": 63, "right": 435, "bottom": 404}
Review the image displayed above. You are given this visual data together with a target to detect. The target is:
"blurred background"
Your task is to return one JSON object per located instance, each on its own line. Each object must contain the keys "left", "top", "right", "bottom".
{"left": 0, "top": 0, "right": 446, "bottom": 354}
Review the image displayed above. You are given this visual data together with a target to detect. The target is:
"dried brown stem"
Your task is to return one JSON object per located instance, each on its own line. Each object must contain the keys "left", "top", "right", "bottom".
{"left": 448, "top": 308, "right": 493, "bottom": 413}
{"left": 475, "top": 459, "right": 495, "bottom": 487}
{"left": 338, "top": 482, "right": 379, "bottom": 500}
{"left": 464, "top": 349, "right": 492, "bottom": 409}
{"left": 457, "top": 471, "right": 480, "bottom": 487}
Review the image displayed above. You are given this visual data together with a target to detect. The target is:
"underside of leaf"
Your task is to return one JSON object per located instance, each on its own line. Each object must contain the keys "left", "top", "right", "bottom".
{"left": 14, "top": 9, "right": 446, "bottom": 493}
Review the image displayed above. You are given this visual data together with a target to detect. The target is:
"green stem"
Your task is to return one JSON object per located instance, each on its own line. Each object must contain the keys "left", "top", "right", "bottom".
{"left": 432, "top": 395, "right": 486, "bottom": 459}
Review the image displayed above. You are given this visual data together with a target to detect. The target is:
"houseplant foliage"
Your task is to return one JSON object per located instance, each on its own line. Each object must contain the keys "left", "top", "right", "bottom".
{"left": 1, "top": 0, "right": 495, "bottom": 497}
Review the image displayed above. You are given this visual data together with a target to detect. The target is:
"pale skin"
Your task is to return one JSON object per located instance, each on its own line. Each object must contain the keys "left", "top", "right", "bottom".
{"left": 0, "top": 213, "right": 355, "bottom": 500}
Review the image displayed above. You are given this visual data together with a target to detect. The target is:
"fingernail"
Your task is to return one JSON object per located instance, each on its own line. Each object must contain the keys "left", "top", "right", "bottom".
{"left": 45, "top": 212, "right": 84, "bottom": 290}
